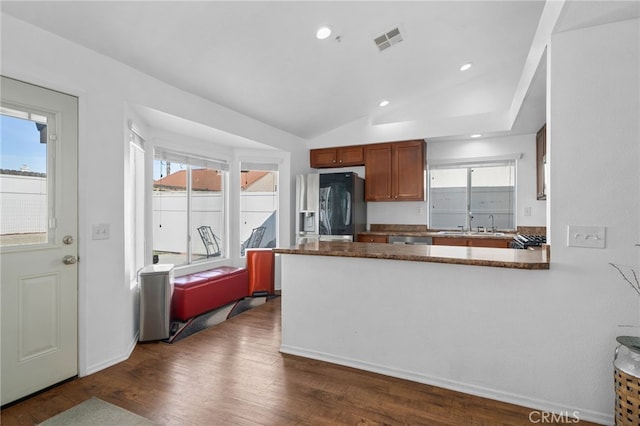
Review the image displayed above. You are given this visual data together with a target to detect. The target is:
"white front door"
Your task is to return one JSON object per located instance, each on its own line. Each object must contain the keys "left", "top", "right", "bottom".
{"left": 1, "top": 76, "right": 78, "bottom": 405}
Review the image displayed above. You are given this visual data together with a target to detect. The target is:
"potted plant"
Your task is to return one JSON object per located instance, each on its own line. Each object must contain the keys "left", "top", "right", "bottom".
{"left": 610, "top": 262, "right": 640, "bottom": 425}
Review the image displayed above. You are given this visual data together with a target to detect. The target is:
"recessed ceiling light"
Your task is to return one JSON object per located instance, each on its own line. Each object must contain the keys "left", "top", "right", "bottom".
{"left": 470, "top": 134, "right": 482, "bottom": 138}
{"left": 379, "top": 100, "right": 390, "bottom": 107}
{"left": 460, "top": 62, "right": 473, "bottom": 71}
{"left": 316, "top": 26, "right": 332, "bottom": 40}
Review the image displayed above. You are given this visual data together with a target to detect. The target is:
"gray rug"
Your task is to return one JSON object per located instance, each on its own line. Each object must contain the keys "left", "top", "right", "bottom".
{"left": 38, "top": 397, "right": 155, "bottom": 425}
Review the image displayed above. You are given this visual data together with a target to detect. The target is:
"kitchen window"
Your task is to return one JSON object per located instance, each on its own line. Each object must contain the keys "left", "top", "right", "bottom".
{"left": 152, "top": 150, "right": 228, "bottom": 266}
{"left": 429, "top": 161, "right": 515, "bottom": 231}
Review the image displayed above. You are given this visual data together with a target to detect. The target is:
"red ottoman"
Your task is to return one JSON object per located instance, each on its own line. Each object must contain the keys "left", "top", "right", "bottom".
{"left": 171, "top": 266, "right": 249, "bottom": 321}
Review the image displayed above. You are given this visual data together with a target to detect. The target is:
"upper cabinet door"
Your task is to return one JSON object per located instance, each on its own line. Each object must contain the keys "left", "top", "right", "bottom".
{"left": 364, "top": 143, "right": 393, "bottom": 200}
{"left": 365, "top": 140, "right": 425, "bottom": 202}
{"left": 310, "top": 148, "right": 338, "bottom": 168}
{"left": 393, "top": 140, "right": 425, "bottom": 201}
{"left": 337, "top": 145, "right": 364, "bottom": 166}
{"left": 310, "top": 146, "right": 364, "bottom": 168}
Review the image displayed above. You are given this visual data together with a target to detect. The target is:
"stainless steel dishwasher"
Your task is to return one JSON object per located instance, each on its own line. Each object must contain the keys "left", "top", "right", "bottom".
{"left": 388, "top": 235, "right": 433, "bottom": 245}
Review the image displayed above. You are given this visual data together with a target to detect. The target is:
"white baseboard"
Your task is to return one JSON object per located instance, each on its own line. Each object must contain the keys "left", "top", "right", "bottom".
{"left": 83, "top": 333, "right": 139, "bottom": 376}
{"left": 280, "top": 344, "right": 611, "bottom": 425}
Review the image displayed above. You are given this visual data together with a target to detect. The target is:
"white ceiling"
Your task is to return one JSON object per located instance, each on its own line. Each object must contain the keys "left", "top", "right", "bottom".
{"left": 2, "top": 1, "right": 638, "bottom": 145}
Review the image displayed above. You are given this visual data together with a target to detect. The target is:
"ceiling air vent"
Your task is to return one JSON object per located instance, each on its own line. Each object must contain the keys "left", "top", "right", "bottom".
{"left": 374, "top": 27, "right": 403, "bottom": 52}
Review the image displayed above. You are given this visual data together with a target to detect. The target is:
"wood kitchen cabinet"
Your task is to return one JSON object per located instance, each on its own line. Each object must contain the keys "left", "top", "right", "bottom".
{"left": 432, "top": 236, "right": 511, "bottom": 248}
{"left": 310, "top": 145, "right": 365, "bottom": 168}
{"left": 357, "top": 234, "right": 388, "bottom": 243}
{"left": 536, "top": 124, "right": 547, "bottom": 200}
{"left": 468, "top": 238, "right": 512, "bottom": 248}
{"left": 364, "top": 140, "right": 425, "bottom": 201}
{"left": 432, "top": 237, "right": 468, "bottom": 247}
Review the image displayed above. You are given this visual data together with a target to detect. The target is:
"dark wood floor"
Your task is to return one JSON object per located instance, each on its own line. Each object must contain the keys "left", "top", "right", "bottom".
{"left": 2, "top": 296, "right": 597, "bottom": 425}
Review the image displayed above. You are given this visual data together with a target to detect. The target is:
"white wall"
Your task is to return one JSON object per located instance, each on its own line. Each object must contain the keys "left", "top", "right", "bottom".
{"left": 1, "top": 13, "right": 306, "bottom": 376}
{"left": 545, "top": 18, "right": 640, "bottom": 420}
{"left": 281, "top": 254, "right": 607, "bottom": 422}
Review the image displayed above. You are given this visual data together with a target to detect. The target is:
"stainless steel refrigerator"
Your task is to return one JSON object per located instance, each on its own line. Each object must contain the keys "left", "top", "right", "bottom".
{"left": 295, "top": 172, "right": 366, "bottom": 243}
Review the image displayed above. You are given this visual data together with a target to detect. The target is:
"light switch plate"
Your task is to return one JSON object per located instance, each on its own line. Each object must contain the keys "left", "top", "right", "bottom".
{"left": 92, "top": 223, "right": 110, "bottom": 240}
{"left": 567, "top": 225, "right": 605, "bottom": 248}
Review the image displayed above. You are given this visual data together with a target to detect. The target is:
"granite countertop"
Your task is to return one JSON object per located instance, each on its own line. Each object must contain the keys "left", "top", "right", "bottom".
{"left": 274, "top": 241, "right": 550, "bottom": 270}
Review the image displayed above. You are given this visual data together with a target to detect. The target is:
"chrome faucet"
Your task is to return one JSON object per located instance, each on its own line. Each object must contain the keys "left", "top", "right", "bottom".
{"left": 489, "top": 214, "right": 495, "bottom": 232}
{"left": 468, "top": 212, "right": 474, "bottom": 232}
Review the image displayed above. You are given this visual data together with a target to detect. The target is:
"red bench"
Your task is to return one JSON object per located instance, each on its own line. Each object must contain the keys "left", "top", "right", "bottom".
{"left": 171, "top": 266, "right": 249, "bottom": 321}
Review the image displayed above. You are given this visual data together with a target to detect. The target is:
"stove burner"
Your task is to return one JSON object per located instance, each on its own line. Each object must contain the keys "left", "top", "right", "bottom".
{"left": 511, "top": 234, "right": 546, "bottom": 249}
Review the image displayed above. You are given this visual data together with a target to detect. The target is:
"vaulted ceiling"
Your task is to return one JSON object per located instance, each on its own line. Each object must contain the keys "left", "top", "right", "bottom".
{"left": 2, "top": 1, "right": 638, "bottom": 144}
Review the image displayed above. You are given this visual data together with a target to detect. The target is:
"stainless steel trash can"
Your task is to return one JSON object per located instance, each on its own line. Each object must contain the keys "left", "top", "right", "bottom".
{"left": 139, "top": 264, "right": 174, "bottom": 341}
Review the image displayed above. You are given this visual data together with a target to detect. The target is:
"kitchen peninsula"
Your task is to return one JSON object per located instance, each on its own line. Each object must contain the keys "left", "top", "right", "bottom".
{"left": 275, "top": 240, "right": 553, "bottom": 417}
{"left": 275, "top": 240, "right": 549, "bottom": 269}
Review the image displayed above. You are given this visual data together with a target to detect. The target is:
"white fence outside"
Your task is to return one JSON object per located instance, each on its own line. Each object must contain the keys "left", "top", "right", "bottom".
{"left": 0, "top": 174, "right": 47, "bottom": 235}
{"left": 153, "top": 191, "right": 276, "bottom": 256}
{"left": 1, "top": 174, "right": 276, "bottom": 254}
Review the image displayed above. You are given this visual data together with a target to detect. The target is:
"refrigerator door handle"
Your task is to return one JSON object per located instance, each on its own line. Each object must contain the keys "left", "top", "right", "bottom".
{"left": 345, "top": 192, "right": 351, "bottom": 226}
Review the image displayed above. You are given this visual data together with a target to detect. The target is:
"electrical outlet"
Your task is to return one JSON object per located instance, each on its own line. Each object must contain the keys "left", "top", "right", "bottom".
{"left": 92, "top": 223, "right": 110, "bottom": 240}
{"left": 567, "top": 225, "right": 605, "bottom": 248}
{"left": 524, "top": 206, "right": 532, "bottom": 216}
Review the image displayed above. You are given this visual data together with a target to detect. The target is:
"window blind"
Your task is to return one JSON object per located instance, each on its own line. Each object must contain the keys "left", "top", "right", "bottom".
{"left": 155, "top": 148, "right": 229, "bottom": 171}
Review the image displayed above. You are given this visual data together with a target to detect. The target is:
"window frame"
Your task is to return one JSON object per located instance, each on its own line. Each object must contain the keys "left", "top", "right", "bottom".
{"left": 239, "top": 161, "right": 279, "bottom": 257}
{"left": 0, "top": 105, "right": 55, "bottom": 250}
{"left": 127, "top": 131, "right": 146, "bottom": 287}
{"left": 428, "top": 159, "right": 516, "bottom": 231}
{"left": 152, "top": 148, "right": 229, "bottom": 268}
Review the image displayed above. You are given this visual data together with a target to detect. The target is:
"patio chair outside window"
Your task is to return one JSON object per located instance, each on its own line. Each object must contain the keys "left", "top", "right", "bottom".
{"left": 197, "top": 226, "right": 222, "bottom": 258}
{"left": 246, "top": 226, "right": 265, "bottom": 249}
{"left": 241, "top": 226, "right": 266, "bottom": 256}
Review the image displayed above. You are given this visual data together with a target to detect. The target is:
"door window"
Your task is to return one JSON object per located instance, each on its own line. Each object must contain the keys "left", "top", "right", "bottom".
{"left": 0, "top": 107, "right": 51, "bottom": 247}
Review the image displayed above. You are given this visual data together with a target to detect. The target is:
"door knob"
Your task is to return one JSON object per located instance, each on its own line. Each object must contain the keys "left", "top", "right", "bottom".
{"left": 62, "top": 255, "right": 77, "bottom": 265}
